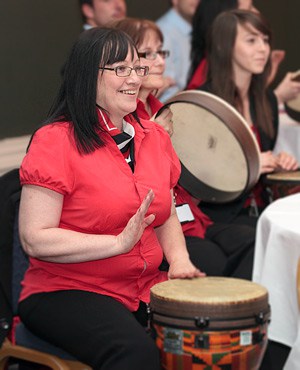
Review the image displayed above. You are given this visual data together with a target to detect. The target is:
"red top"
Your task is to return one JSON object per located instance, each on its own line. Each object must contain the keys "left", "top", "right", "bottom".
{"left": 19, "top": 112, "right": 181, "bottom": 311}
{"left": 186, "top": 58, "right": 208, "bottom": 90}
{"left": 137, "top": 95, "right": 213, "bottom": 238}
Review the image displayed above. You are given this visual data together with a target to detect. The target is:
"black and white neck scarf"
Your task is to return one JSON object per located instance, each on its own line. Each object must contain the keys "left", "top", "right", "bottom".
{"left": 99, "top": 109, "right": 135, "bottom": 172}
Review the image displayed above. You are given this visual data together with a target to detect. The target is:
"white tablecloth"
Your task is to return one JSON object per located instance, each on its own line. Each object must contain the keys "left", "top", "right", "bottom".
{"left": 253, "top": 193, "right": 300, "bottom": 369}
{"left": 274, "top": 104, "right": 300, "bottom": 162}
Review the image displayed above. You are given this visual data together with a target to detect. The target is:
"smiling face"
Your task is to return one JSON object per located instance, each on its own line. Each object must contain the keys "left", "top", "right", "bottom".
{"left": 232, "top": 22, "right": 270, "bottom": 79}
{"left": 96, "top": 50, "right": 142, "bottom": 127}
{"left": 137, "top": 29, "right": 166, "bottom": 96}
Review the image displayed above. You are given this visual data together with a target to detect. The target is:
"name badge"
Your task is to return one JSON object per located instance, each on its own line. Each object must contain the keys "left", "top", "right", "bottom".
{"left": 175, "top": 204, "right": 195, "bottom": 223}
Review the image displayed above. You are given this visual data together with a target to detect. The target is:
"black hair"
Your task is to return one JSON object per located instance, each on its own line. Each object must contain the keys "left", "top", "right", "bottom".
{"left": 42, "top": 27, "right": 138, "bottom": 154}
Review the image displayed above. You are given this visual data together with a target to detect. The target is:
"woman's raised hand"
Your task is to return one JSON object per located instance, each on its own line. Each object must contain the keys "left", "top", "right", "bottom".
{"left": 116, "top": 190, "right": 156, "bottom": 254}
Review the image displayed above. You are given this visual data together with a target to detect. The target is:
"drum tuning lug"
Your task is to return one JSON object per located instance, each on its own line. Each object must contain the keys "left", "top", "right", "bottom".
{"left": 195, "top": 316, "right": 209, "bottom": 328}
{"left": 255, "top": 312, "right": 265, "bottom": 325}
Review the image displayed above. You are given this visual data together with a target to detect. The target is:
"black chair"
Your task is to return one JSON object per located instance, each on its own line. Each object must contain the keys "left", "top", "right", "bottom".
{"left": 0, "top": 169, "right": 91, "bottom": 370}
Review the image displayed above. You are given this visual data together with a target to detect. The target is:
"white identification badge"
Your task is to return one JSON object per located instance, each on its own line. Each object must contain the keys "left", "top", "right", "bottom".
{"left": 175, "top": 204, "right": 195, "bottom": 223}
{"left": 240, "top": 330, "right": 252, "bottom": 346}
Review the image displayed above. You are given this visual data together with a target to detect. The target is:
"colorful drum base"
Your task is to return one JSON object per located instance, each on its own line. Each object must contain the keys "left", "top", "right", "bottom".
{"left": 154, "top": 323, "right": 268, "bottom": 370}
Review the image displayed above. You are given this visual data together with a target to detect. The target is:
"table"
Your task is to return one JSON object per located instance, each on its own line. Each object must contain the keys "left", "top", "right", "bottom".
{"left": 253, "top": 193, "right": 300, "bottom": 369}
{"left": 273, "top": 104, "right": 300, "bottom": 162}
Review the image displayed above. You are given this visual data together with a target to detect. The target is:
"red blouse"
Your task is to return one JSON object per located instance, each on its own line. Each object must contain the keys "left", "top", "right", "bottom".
{"left": 19, "top": 113, "right": 180, "bottom": 311}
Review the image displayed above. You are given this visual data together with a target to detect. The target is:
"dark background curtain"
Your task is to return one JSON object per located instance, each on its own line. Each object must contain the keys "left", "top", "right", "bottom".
{"left": 0, "top": 0, "right": 298, "bottom": 138}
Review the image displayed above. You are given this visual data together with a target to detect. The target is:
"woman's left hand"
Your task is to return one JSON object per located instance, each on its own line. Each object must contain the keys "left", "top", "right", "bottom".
{"left": 168, "top": 258, "right": 206, "bottom": 279}
{"left": 275, "top": 151, "right": 299, "bottom": 172}
{"left": 151, "top": 107, "right": 174, "bottom": 136}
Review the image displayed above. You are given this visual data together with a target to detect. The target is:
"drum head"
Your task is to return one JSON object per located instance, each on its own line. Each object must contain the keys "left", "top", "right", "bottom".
{"left": 156, "top": 90, "right": 260, "bottom": 203}
{"left": 150, "top": 277, "right": 269, "bottom": 320}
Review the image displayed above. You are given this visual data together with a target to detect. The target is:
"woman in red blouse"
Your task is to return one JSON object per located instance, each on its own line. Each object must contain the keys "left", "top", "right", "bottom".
{"left": 18, "top": 28, "right": 203, "bottom": 370}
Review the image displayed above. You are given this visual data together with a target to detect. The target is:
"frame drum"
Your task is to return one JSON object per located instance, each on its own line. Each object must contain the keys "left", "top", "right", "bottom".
{"left": 264, "top": 170, "right": 300, "bottom": 201}
{"left": 150, "top": 277, "right": 270, "bottom": 370}
{"left": 156, "top": 90, "right": 260, "bottom": 203}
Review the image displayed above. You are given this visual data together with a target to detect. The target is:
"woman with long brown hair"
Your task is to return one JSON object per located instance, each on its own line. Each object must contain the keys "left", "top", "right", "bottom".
{"left": 198, "top": 9, "right": 298, "bottom": 225}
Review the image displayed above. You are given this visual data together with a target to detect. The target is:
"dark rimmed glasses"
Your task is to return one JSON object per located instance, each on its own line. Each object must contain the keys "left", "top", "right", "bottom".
{"left": 138, "top": 50, "right": 170, "bottom": 60}
{"left": 99, "top": 65, "right": 149, "bottom": 77}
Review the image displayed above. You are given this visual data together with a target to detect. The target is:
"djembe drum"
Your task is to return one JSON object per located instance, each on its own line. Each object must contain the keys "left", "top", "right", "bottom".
{"left": 156, "top": 90, "right": 261, "bottom": 203}
{"left": 264, "top": 170, "right": 300, "bottom": 202}
{"left": 150, "top": 277, "right": 270, "bottom": 370}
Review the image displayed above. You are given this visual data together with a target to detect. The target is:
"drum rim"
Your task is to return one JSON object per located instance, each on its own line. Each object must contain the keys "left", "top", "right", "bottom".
{"left": 265, "top": 170, "right": 300, "bottom": 184}
{"left": 157, "top": 90, "right": 261, "bottom": 203}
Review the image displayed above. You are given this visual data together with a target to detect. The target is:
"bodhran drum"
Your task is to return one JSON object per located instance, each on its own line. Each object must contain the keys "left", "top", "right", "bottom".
{"left": 264, "top": 170, "right": 300, "bottom": 201}
{"left": 150, "top": 277, "right": 270, "bottom": 370}
{"left": 156, "top": 90, "right": 260, "bottom": 203}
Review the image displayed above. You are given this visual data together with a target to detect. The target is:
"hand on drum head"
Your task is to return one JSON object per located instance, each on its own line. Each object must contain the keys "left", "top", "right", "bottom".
{"left": 276, "top": 151, "right": 299, "bottom": 172}
{"left": 116, "top": 189, "right": 156, "bottom": 254}
{"left": 152, "top": 107, "right": 174, "bottom": 136}
{"left": 168, "top": 258, "right": 206, "bottom": 280}
{"left": 260, "top": 151, "right": 280, "bottom": 174}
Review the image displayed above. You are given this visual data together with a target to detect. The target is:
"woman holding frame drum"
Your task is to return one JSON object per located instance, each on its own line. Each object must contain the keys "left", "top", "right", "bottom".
{"left": 198, "top": 9, "right": 298, "bottom": 227}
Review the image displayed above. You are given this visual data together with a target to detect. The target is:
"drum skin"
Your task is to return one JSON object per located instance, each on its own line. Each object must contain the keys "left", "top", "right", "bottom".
{"left": 156, "top": 90, "right": 261, "bottom": 203}
{"left": 150, "top": 277, "right": 270, "bottom": 370}
{"left": 264, "top": 170, "right": 300, "bottom": 201}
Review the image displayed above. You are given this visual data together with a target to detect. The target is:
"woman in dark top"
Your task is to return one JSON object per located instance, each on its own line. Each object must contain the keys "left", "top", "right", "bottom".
{"left": 187, "top": 0, "right": 257, "bottom": 89}
{"left": 198, "top": 9, "right": 298, "bottom": 226}
{"left": 187, "top": 0, "right": 300, "bottom": 106}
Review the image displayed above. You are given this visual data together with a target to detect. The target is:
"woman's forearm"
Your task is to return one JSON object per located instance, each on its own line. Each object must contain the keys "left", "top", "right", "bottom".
{"left": 19, "top": 185, "right": 155, "bottom": 264}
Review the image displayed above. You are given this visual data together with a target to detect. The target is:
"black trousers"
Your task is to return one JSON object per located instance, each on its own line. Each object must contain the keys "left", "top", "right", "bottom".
{"left": 18, "top": 291, "right": 160, "bottom": 370}
{"left": 185, "top": 222, "right": 255, "bottom": 280}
